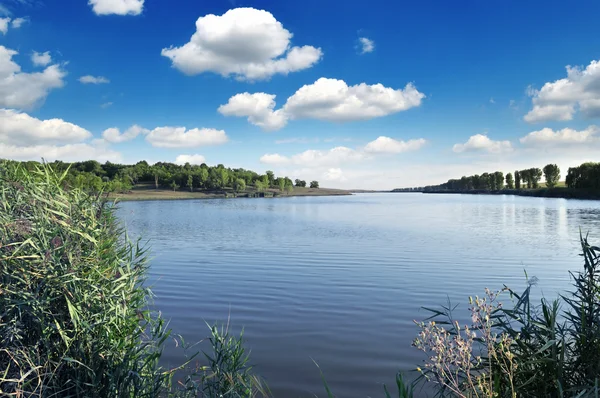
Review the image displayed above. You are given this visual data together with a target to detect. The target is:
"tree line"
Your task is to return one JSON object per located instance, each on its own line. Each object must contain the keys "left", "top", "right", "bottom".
{"left": 394, "top": 161, "right": 600, "bottom": 192}
{"left": 2, "top": 159, "right": 320, "bottom": 193}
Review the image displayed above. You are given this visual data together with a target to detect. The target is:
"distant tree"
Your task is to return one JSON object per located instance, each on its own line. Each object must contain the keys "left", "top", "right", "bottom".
{"left": 255, "top": 180, "right": 264, "bottom": 192}
{"left": 543, "top": 164, "right": 560, "bottom": 188}
{"left": 514, "top": 171, "right": 521, "bottom": 189}
{"left": 220, "top": 169, "right": 229, "bottom": 189}
{"left": 506, "top": 173, "right": 514, "bottom": 189}
{"left": 277, "top": 177, "right": 285, "bottom": 192}
{"left": 152, "top": 166, "right": 164, "bottom": 189}
{"left": 170, "top": 180, "right": 179, "bottom": 191}
{"left": 295, "top": 179, "right": 306, "bottom": 187}
{"left": 480, "top": 173, "right": 491, "bottom": 190}
{"left": 186, "top": 174, "right": 193, "bottom": 192}
{"left": 234, "top": 178, "right": 246, "bottom": 192}
{"left": 199, "top": 168, "right": 209, "bottom": 189}
{"left": 520, "top": 169, "right": 532, "bottom": 188}
{"left": 531, "top": 168, "right": 543, "bottom": 188}
{"left": 310, "top": 180, "right": 319, "bottom": 188}
{"left": 494, "top": 171, "right": 504, "bottom": 190}
{"left": 266, "top": 170, "right": 275, "bottom": 187}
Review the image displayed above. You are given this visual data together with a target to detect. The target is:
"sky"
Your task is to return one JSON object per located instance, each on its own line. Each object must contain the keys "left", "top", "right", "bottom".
{"left": 1, "top": 0, "right": 600, "bottom": 189}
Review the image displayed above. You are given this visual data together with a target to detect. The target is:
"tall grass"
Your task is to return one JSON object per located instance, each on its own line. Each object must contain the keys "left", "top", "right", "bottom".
{"left": 0, "top": 161, "right": 266, "bottom": 397}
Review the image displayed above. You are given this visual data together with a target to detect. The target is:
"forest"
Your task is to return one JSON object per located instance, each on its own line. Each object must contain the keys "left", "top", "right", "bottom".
{"left": 1, "top": 159, "right": 319, "bottom": 194}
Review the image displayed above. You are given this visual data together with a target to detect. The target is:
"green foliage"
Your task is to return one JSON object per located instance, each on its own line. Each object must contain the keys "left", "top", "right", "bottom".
{"left": 0, "top": 161, "right": 267, "bottom": 397}
{"left": 310, "top": 181, "right": 319, "bottom": 189}
{"left": 295, "top": 179, "right": 306, "bottom": 187}
{"left": 187, "top": 173, "right": 194, "bottom": 192}
{"left": 506, "top": 173, "right": 514, "bottom": 189}
{"left": 566, "top": 162, "right": 600, "bottom": 190}
{"left": 413, "top": 234, "right": 600, "bottom": 397}
{"left": 277, "top": 178, "right": 285, "bottom": 192}
{"left": 234, "top": 178, "right": 246, "bottom": 192}
{"left": 515, "top": 171, "right": 521, "bottom": 189}
{"left": 170, "top": 180, "right": 180, "bottom": 191}
{"left": 543, "top": 164, "right": 560, "bottom": 188}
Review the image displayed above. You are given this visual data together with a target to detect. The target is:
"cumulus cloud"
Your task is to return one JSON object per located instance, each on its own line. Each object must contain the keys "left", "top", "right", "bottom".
{"left": 145, "top": 126, "right": 228, "bottom": 148}
{"left": 0, "top": 143, "right": 122, "bottom": 162}
{"left": 0, "top": 109, "right": 120, "bottom": 162}
{"left": 259, "top": 153, "right": 290, "bottom": 165}
{"left": 219, "top": 78, "right": 424, "bottom": 131}
{"left": 11, "top": 17, "right": 27, "bottom": 28}
{"left": 364, "top": 136, "right": 426, "bottom": 154}
{"left": 524, "top": 59, "right": 600, "bottom": 123}
{"left": 175, "top": 154, "right": 206, "bottom": 165}
{"left": 358, "top": 37, "right": 374, "bottom": 54}
{"left": 218, "top": 92, "right": 287, "bottom": 131}
{"left": 0, "top": 108, "right": 92, "bottom": 146}
{"left": 161, "top": 7, "right": 322, "bottom": 81}
{"left": 88, "top": 0, "right": 144, "bottom": 16}
{"left": 31, "top": 51, "right": 51, "bottom": 67}
{"left": 0, "top": 17, "right": 9, "bottom": 34}
{"left": 102, "top": 124, "right": 148, "bottom": 143}
{"left": 101, "top": 101, "right": 113, "bottom": 108}
{"left": 0, "top": 46, "right": 65, "bottom": 109}
{"left": 452, "top": 134, "right": 513, "bottom": 153}
{"left": 520, "top": 125, "right": 600, "bottom": 146}
{"left": 323, "top": 167, "right": 346, "bottom": 181}
{"left": 79, "top": 75, "right": 110, "bottom": 84}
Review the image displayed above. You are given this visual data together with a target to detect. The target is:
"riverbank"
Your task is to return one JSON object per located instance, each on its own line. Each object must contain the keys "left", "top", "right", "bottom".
{"left": 110, "top": 185, "right": 352, "bottom": 201}
{"left": 417, "top": 187, "right": 600, "bottom": 200}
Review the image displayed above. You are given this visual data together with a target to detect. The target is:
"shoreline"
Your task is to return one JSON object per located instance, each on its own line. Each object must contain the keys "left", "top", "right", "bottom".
{"left": 109, "top": 187, "right": 353, "bottom": 202}
{"left": 411, "top": 188, "right": 600, "bottom": 200}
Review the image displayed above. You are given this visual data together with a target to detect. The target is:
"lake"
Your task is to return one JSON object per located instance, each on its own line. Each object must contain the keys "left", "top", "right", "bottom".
{"left": 116, "top": 193, "right": 600, "bottom": 397}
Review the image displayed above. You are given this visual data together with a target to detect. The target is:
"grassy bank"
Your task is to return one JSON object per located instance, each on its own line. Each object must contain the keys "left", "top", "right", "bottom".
{"left": 109, "top": 184, "right": 351, "bottom": 202}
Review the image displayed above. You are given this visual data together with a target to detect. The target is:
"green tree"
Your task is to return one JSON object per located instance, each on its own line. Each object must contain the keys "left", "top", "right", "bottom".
{"left": 261, "top": 174, "right": 269, "bottom": 188}
{"left": 266, "top": 171, "right": 275, "bottom": 187}
{"left": 295, "top": 179, "right": 306, "bottom": 187}
{"left": 186, "top": 174, "right": 193, "bottom": 192}
{"left": 234, "top": 178, "right": 246, "bottom": 192}
{"left": 506, "top": 173, "right": 514, "bottom": 189}
{"left": 531, "top": 168, "right": 543, "bottom": 188}
{"left": 199, "top": 168, "right": 209, "bottom": 189}
{"left": 170, "top": 180, "right": 179, "bottom": 191}
{"left": 543, "top": 164, "right": 560, "bottom": 188}
{"left": 310, "top": 180, "right": 319, "bottom": 188}
{"left": 515, "top": 170, "right": 521, "bottom": 189}
{"left": 220, "top": 169, "right": 229, "bottom": 189}
{"left": 255, "top": 180, "right": 264, "bottom": 192}
{"left": 277, "top": 177, "right": 285, "bottom": 192}
{"left": 494, "top": 171, "right": 504, "bottom": 190}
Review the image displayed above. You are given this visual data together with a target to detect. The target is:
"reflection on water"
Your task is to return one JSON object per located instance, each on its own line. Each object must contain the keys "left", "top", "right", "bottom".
{"left": 116, "top": 193, "right": 600, "bottom": 397}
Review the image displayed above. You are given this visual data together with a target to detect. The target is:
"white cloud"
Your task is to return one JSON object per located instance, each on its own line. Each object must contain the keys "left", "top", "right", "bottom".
{"left": 11, "top": 17, "right": 27, "bottom": 28}
{"left": 101, "top": 101, "right": 113, "bottom": 108}
{"left": 524, "top": 59, "right": 600, "bottom": 122}
{"left": 275, "top": 137, "right": 319, "bottom": 144}
{"left": 358, "top": 37, "right": 374, "bottom": 54}
{"left": 88, "top": 0, "right": 144, "bottom": 16}
{"left": 145, "top": 126, "right": 228, "bottom": 148}
{"left": 259, "top": 153, "right": 290, "bottom": 165}
{"left": 489, "top": 97, "right": 495, "bottom": 104}
{"left": 364, "top": 136, "right": 427, "bottom": 154}
{"left": 31, "top": 51, "right": 51, "bottom": 67}
{"left": 219, "top": 78, "right": 424, "bottom": 131}
{"left": 0, "top": 46, "right": 65, "bottom": 109}
{"left": 0, "top": 17, "right": 9, "bottom": 34}
{"left": 452, "top": 134, "right": 513, "bottom": 153}
{"left": 0, "top": 108, "right": 92, "bottom": 146}
{"left": 161, "top": 7, "right": 322, "bottom": 81}
{"left": 0, "top": 109, "right": 120, "bottom": 163}
{"left": 284, "top": 78, "right": 424, "bottom": 122}
{"left": 79, "top": 75, "right": 110, "bottom": 84}
{"left": 218, "top": 92, "right": 287, "bottom": 131}
{"left": 102, "top": 124, "right": 147, "bottom": 143}
{"left": 175, "top": 154, "right": 206, "bottom": 165}
{"left": 520, "top": 125, "right": 600, "bottom": 146}
{"left": 323, "top": 168, "right": 346, "bottom": 181}
{"left": 0, "top": 143, "right": 121, "bottom": 162}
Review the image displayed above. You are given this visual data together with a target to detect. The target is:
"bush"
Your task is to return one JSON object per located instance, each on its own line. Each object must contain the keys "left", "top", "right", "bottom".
{"left": 0, "top": 161, "right": 266, "bottom": 397}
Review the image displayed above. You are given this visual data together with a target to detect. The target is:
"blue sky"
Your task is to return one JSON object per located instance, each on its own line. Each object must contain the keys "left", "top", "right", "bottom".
{"left": 1, "top": 0, "right": 600, "bottom": 189}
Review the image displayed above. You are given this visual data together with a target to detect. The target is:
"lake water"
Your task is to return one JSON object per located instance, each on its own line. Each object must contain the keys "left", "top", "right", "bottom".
{"left": 116, "top": 193, "right": 600, "bottom": 397}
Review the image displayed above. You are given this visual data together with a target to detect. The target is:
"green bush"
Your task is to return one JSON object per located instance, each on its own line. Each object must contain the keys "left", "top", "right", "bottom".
{"left": 0, "top": 161, "right": 266, "bottom": 397}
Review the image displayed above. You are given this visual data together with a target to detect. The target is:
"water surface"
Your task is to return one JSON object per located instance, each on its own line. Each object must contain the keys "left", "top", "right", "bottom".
{"left": 116, "top": 193, "right": 600, "bottom": 397}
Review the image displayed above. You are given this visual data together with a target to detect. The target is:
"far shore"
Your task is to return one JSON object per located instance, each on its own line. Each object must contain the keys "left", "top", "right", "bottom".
{"left": 109, "top": 186, "right": 352, "bottom": 202}
{"left": 411, "top": 187, "right": 600, "bottom": 200}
